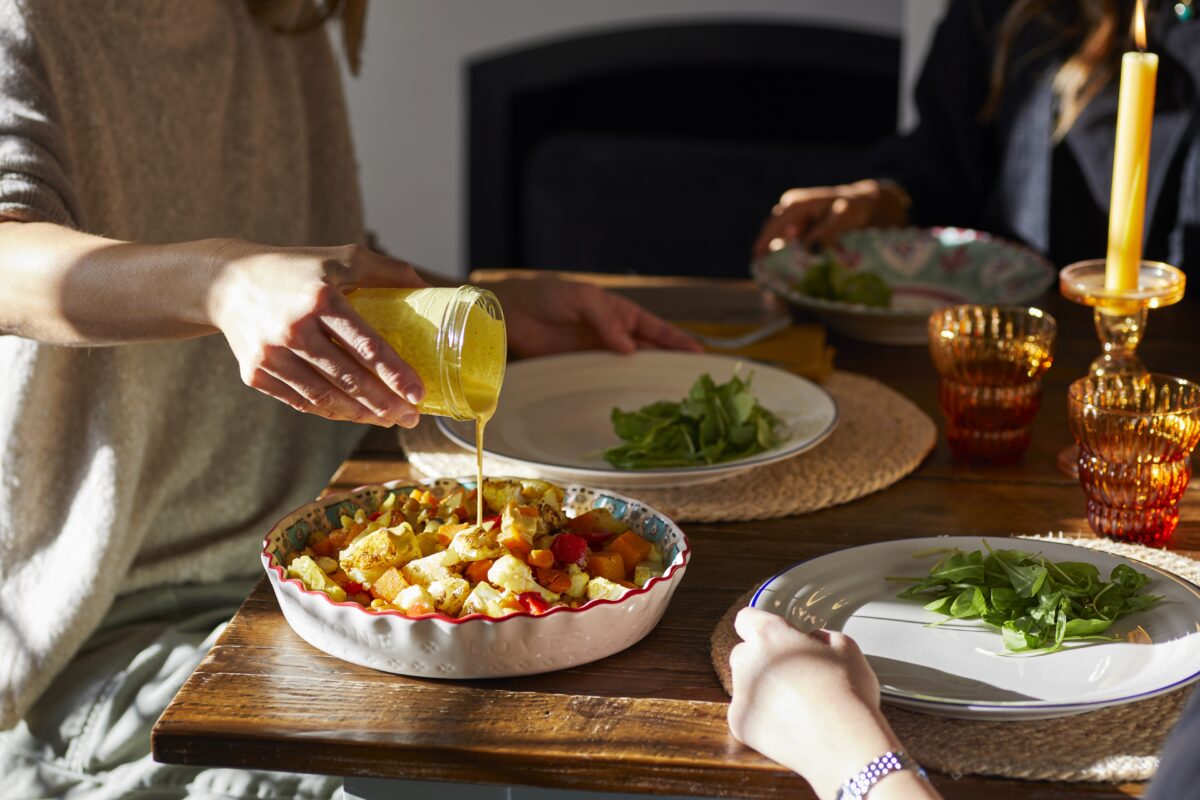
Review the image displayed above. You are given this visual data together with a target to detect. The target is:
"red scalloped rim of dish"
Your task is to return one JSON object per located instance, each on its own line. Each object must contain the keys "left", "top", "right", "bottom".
{"left": 260, "top": 483, "right": 691, "bottom": 625}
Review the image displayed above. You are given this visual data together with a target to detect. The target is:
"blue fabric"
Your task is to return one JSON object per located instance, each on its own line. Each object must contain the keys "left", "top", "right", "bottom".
{"left": 1146, "top": 689, "right": 1200, "bottom": 799}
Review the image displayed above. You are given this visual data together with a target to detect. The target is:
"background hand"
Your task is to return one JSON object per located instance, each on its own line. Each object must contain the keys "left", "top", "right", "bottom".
{"left": 728, "top": 608, "right": 925, "bottom": 800}
{"left": 208, "top": 242, "right": 429, "bottom": 428}
{"left": 485, "top": 277, "right": 703, "bottom": 358}
{"left": 752, "top": 179, "right": 909, "bottom": 256}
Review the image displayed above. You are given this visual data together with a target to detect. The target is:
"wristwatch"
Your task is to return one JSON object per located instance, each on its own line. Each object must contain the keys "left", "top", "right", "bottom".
{"left": 835, "top": 750, "right": 927, "bottom": 799}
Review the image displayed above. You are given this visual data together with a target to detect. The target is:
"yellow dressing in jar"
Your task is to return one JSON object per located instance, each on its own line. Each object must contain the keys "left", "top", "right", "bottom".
{"left": 348, "top": 286, "right": 505, "bottom": 521}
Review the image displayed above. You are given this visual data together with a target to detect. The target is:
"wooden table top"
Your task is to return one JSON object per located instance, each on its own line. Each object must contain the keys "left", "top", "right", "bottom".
{"left": 151, "top": 274, "right": 1200, "bottom": 799}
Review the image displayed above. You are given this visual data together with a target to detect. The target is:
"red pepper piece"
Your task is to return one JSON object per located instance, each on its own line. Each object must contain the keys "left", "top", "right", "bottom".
{"left": 344, "top": 581, "right": 364, "bottom": 595}
{"left": 481, "top": 514, "right": 502, "bottom": 529}
{"left": 517, "top": 591, "right": 551, "bottom": 615}
{"left": 550, "top": 533, "right": 588, "bottom": 567}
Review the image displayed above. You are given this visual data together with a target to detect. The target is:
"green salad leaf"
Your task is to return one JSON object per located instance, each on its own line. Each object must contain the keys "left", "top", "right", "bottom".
{"left": 602, "top": 373, "right": 781, "bottom": 469}
{"left": 795, "top": 252, "right": 892, "bottom": 308}
{"left": 894, "top": 543, "right": 1162, "bottom": 655}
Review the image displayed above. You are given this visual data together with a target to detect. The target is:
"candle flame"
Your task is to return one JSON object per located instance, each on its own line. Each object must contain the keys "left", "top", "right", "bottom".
{"left": 1134, "top": 0, "right": 1147, "bottom": 51}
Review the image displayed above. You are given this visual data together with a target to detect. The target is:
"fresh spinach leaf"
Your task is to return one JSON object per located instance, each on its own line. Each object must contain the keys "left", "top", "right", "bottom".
{"left": 603, "top": 372, "right": 781, "bottom": 469}
{"left": 897, "top": 544, "right": 1162, "bottom": 655}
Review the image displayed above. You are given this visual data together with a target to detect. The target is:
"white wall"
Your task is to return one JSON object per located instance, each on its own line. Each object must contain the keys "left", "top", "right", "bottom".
{"left": 339, "top": 1, "right": 923, "bottom": 279}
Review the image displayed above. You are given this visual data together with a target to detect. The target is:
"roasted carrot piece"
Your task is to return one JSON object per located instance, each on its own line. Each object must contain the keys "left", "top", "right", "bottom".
{"left": 586, "top": 552, "right": 625, "bottom": 583}
{"left": 536, "top": 566, "right": 572, "bottom": 594}
{"left": 603, "top": 531, "right": 652, "bottom": 577}
{"left": 527, "top": 548, "right": 554, "bottom": 568}
{"left": 464, "top": 559, "right": 495, "bottom": 585}
{"left": 498, "top": 529, "right": 532, "bottom": 562}
{"left": 310, "top": 537, "right": 339, "bottom": 558}
{"left": 369, "top": 567, "right": 408, "bottom": 603}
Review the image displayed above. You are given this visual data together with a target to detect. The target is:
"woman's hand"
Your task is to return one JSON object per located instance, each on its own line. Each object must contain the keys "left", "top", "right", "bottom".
{"left": 484, "top": 277, "right": 702, "bottom": 358}
{"left": 753, "top": 179, "right": 909, "bottom": 256}
{"left": 728, "top": 608, "right": 937, "bottom": 800}
{"left": 208, "top": 241, "right": 429, "bottom": 428}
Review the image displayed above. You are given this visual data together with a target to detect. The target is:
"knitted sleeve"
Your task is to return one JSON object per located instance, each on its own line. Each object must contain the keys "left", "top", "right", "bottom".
{"left": 0, "top": 0, "right": 77, "bottom": 227}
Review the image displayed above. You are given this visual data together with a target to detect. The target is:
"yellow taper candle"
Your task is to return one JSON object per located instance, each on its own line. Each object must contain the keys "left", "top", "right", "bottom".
{"left": 1105, "top": 0, "right": 1157, "bottom": 293}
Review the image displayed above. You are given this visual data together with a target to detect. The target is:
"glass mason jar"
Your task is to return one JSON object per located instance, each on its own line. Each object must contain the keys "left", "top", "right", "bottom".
{"left": 347, "top": 286, "right": 506, "bottom": 420}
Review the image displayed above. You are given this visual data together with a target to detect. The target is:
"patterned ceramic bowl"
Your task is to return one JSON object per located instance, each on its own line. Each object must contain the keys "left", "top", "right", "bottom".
{"left": 752, "top": 227, "right": 1055, "bottom": 345}
{"left": 261, "top": 478, "right": 689, "bottom": 678}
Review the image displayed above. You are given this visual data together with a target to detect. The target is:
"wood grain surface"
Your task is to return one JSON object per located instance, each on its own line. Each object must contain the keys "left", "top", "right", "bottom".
{"left": 152, "top": 275, "right": 1200, "bottom": 798}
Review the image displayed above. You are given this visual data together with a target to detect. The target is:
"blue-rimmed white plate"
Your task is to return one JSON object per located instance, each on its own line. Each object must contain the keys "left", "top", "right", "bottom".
{"left": 752, "top": 536, "right": 1200, "bottom": 720}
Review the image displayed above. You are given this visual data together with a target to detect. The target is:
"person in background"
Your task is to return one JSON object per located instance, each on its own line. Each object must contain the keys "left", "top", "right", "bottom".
{"left": 0, "top": 1, "right": 697, "bottom": 798}
{"left": 728, "top": 606, "right": 1198, "bottom": 799}
{"left": 755, "top": 0, "right": 1200, "bottom": 273}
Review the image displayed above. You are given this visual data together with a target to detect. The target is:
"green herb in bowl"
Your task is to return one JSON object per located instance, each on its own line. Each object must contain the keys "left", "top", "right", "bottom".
{"left": 795, "top": 252, "right": 892, "bottom": 308}
{"left": 602, "top": 373, "right": 781, "bottom": 469}
{"left": 894, "top": 543, "right": 1162, "bottom": 654}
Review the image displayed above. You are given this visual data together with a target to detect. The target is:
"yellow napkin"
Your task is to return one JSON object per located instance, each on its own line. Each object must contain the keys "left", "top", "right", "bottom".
{"left": 675, "top": 321, "right": 835, "bottom": 383}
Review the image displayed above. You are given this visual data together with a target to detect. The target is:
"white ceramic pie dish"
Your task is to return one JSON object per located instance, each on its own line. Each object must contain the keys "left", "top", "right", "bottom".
{"left": 262, "top": 478, "right": 689, "bottom": 679}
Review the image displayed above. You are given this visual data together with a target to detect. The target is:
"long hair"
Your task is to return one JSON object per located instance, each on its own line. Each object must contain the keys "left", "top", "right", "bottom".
{"left": 246, "top": 0, "right": 368, "bottom": 74}
{"left": 983, "top": 0, "right": 1138, "bottom": 139}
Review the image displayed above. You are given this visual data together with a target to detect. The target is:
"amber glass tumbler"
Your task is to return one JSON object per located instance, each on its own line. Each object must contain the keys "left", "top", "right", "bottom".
{"left": 1068, "top": 373, "right": 1200, "bottom": 546}
{"left": 928, "top": 305, "right": 1057, "bottom": 462}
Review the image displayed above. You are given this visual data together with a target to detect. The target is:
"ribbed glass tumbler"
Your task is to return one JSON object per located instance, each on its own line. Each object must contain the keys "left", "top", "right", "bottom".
{"left": 1068, "top": 374, "right": 1200, "bottom": 546}
{"left": 928, "top": 305, "right": 1057, "bottom": 463}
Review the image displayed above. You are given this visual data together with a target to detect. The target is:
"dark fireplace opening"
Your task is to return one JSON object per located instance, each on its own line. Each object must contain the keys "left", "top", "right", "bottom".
{"left": 468, "top": 21, "right": 899, "bottom": 278}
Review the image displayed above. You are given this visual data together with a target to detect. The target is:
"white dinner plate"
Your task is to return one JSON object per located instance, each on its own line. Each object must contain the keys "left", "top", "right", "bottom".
{"left": 752, "top": 536, "right": 1200, "bottom": 720}
{"left": 437, "top": 351, "right": 838, "bottom": 489}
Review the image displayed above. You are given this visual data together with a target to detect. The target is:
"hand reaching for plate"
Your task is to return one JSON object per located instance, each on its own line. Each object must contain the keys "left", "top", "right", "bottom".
{"left": 753, "top": 179, "right": 910, "bottom": 256}
{"left": 483, "top": 277, "right": 703, "bottom": 358}
{"left": 728, "top": 608, "right": 941, "bottom": 800}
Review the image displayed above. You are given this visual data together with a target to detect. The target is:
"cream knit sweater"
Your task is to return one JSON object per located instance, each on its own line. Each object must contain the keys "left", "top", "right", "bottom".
{"left": 0, "top": 1, "right": 367, "bottom": 727}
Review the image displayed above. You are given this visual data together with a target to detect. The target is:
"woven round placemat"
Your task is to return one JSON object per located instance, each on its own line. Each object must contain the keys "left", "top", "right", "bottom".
{"left": 399, "top": 371, "right": 936, "bottom": 523}
{"left": 710, "top": 536, "right": 1200, "bottom": 783}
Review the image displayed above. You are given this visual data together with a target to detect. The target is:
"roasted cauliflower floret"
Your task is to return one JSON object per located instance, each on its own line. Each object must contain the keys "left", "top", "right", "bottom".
{"left": 586, "top": 577, "right": 630, "bottom": 602}
{"left": 287, "top": 555, "right": 347, "bottom": 602}
{"left": 487, "top": 554, "right": 558, "bottom": 602}
{"left": 461, "top": 581, "right": 508, "bottom": 617}
{"left": 396, "top": 584, "right": 436, "bottom": 615}
{"left": 448, "top": 524, "right": 505, "bottom": 562}
{"left": 427, "top": 576, "right": 470, "bottom": 616}
{"left": 501, "top": 501, "right": 543, "bottom": 544}
{"left": 481, "top": 478, "right": 565, "bottom": 530}
{"left": 338, "top": 522, "right": 422, "bottom": 584}
{"left": 481, "top": 479, "right": 524, "bottom": 514}
{"left": 565, "top": 563, "right": 590, "bottom": 599}
{"left": 520, "top": 480, "right": 566, "bottom": 529}
{"left": 401, "top": 550, "right": 457, "bottom": 587}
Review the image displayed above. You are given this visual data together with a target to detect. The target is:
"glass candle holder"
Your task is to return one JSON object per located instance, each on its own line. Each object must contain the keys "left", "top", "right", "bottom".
{"left": 1058, "top": 260, "right": 1185, "bottom": 376}
{"left": 1056, "top": 260, "right": 1187, "bottom": 476}
{"left": 928, "top": 305, "right": 1057, "bottom": 463}
{"left": 1068, "top": 373, "right": 1200, "bottom": 547}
